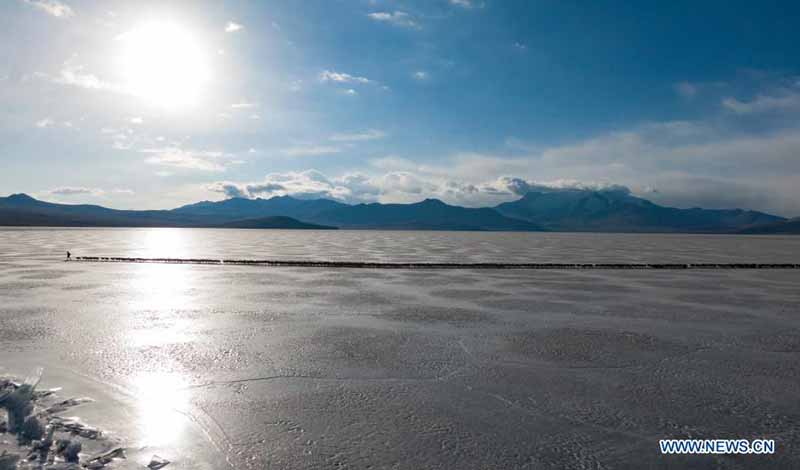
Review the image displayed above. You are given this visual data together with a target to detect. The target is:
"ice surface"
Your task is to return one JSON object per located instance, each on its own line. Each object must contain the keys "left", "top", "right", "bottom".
{"left": 1, "top": 228, "right": 799, "bottom": 469}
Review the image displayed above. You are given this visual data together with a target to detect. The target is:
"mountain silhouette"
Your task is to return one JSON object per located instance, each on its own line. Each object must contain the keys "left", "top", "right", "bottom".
{"left": 738, "top": 217, "right": 800, "bottom": 234}
{"left": 494, "top": 189, "right": 784, "bottom": 233}
{"left": 0, "top": 191, "right": 791, "bottom": 233}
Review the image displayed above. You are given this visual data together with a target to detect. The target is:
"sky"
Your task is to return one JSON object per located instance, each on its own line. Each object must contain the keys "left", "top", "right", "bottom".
{"left": 2, "top": 0, "right": 800, "bottom": 216}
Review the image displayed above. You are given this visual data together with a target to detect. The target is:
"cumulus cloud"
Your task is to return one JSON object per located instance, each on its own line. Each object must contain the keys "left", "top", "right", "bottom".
{"left": 206, "top": 182, "right": 251, "bottom": 198}
{"left": 494, "top": 177, "right": 630, "bottom": 196}
{"left": 142, "top": 147, "right": 238, "bottom": 172}
{"left": 329, "top": 129, "right": 387, "bottom": 142}
{"left": 35, "top": 117, "right": 54, "bottom": 128}
{"left": 367, "top": 11, "right": 418, "bottom": 28}
{"left": 208, "top": 170, "right": 381, "bottom": 203}
{"left": 224, "top": 21, "right": 243, "bottom": 32}
{"left": 23, "top": 0, "right": 74, "bottom": 18}
{"left": 401, "top": 118, "right": 800, "bottom": 214}
{"left": 319, "top": 70, "right": 373, "bottom": 85}
{"left": 205, "top": 169, "right": 634, "bottom": 208}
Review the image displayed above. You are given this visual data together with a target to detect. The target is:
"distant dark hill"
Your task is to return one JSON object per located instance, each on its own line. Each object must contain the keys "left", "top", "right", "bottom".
{"left": 0, "top": 194, "right": 333, "bottom": 229}
{"left": 0, "top": 193, "right": 198, "bottom": 227}
{"left": 739, "top": 218, "right": 800, "bottom": 234}
{"left": 312, "top": 198, "right": 543, "bottom": 231}
{"left": 173, "top": 195, "right": 347, "bottom": 223}
{"left": 216, "top": 216, "right": 336, "bottom": 230}
{"left": 495, "top": 189, "right": 784, "bottom": 233}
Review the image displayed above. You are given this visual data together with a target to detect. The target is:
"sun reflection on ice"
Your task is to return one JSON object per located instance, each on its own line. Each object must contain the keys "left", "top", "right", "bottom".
{"left": 140, "top": 228, "right": 192, "bottom": 258}
{"left": 129, "top": 263, "right": 192, "bottom": 311}
{"left": 124, "top": 229, "right": 200, "bottom": 449}
{"left": 132, "top": 372, "right": 191, "bottom": 448}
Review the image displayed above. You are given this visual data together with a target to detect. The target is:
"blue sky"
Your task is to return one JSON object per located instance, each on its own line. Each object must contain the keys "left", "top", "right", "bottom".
{"left": 2, "top": 0, "right": 800, "bottom": 215}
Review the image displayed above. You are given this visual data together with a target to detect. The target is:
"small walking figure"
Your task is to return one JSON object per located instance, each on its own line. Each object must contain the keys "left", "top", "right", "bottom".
{"left": 66, "top": 251, "right": 71, "bottom": 261}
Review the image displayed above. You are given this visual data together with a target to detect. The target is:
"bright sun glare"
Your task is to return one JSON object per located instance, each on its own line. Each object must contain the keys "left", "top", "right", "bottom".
{"left": 117, "top": 21, "right": 210, "bottom": 109}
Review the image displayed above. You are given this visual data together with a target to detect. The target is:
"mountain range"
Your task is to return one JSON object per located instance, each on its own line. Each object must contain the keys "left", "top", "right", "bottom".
{"left": 0, "top": 190, "right": 794, "bottom": 233}
{"left": 494, "top": 189, "right": 787, "bottom": 233}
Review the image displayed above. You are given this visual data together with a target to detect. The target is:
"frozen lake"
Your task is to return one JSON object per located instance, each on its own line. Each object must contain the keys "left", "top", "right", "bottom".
{"left": 2, "top": 228, "right": 800, "bottom": 469}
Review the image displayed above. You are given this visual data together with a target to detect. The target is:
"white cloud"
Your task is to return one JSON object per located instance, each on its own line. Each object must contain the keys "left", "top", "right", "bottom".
{"left": 141, "top": 147, "right": 236, "bottom": 172}
{"left": 281, "top": 145, "right": 341, "bottom": 157}
{"left": 35, "top": 118, "right": 54, "bottom": 128}
{"left": 225, "top": 21, "right": 243, "bottom": 33}
{"left": 48, "top": 187, "right": 103, "bottom": 196}
{"left": 412, "top": 71, "right": 429, "bottom": 80}
{"left": 130, "top": 117, "right": 143, "bottom": 124}
{"left": 209, "top": 170, "right": 381, "bottom": 203}
{"left": 367, "top": 11, "right": 418, "bottom": 28}
{"left": 449, "top": 0, "right": 480, "bottom": 9}
{"left": 23, "top": 0, "right": 74, "bottom": 18}
{"left": 52, "top": 62, "right": 120, "bottom": 92}
{"left": 204, "top": 169, "right": 629, "bottom": 208}
{"left": 46, "top": 186, "right": 134, "bottom": 197}
{"left": 319, "top": 70, "right": 373, "bottom": 85}
{"left": 329, "top": 129, "right": 387, "bottom": 142}
{"left": 674, "top": 81, "right": 697, "bottom": 98}
{"left": 231, "top": 102, "right": 258, "bottom": 109}
{"left": 722, "top": 92, "right": 800, "bottom": 114}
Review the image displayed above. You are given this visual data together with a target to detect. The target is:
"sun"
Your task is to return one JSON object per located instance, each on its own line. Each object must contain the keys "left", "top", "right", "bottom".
{"left": 117, "top": 21, "right": 210, "bottom": 109}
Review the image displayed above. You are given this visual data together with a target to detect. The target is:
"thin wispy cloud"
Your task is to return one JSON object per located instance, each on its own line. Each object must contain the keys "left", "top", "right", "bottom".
{"left": 225, "top": 21, "right": 243, "bottom": 32}
{"left": 142, "top": 147, "right": 236, "bottom": 172}
{"left": 319, "top": 70, "right": 373, "bottom": 85}
{"left": 46, "top": 186, "right": 133, "bottom": 197}
{"left": 231, "top": 102, "right": 258, "bottom": 109}
{"left": 367, "top": 11, "right": 418, "bottom": 28}
{"left": 53, "top": 62, "right": 119, "bottom": 93}
{"left": 35, "top": 118, "right": 54, "bottom": 128}
{"left": 674, "top": 81, "right": 698, "bottom": 98}
{"left": 281, "top": 145, "right": 341, "bottom": 157}
{"left": 330, "top": 129, "right": 387, "bottom": 142}
{"left": 412, "top": 71, "right": 429, "bottom": 80}
{"left": 722, "top": 92, "right": 800, "bottom": 114}
{"left": 22, "top": 0, "right": 74, "bottom": 18}
{"left": 448, "top": 0, "right": 481, "bottom": 9}
{"left": 48, "top": 187, "right": 101, "bottom": 196}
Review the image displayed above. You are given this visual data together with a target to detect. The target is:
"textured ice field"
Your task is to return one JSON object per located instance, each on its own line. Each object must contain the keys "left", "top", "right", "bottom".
{"left": 2, "top": 228, "right": 800, "bottom": 469}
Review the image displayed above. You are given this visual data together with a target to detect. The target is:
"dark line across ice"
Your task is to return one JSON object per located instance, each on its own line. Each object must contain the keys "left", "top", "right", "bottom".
{"left": 71, "top": 256, "right": 800, "bottom": 269}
